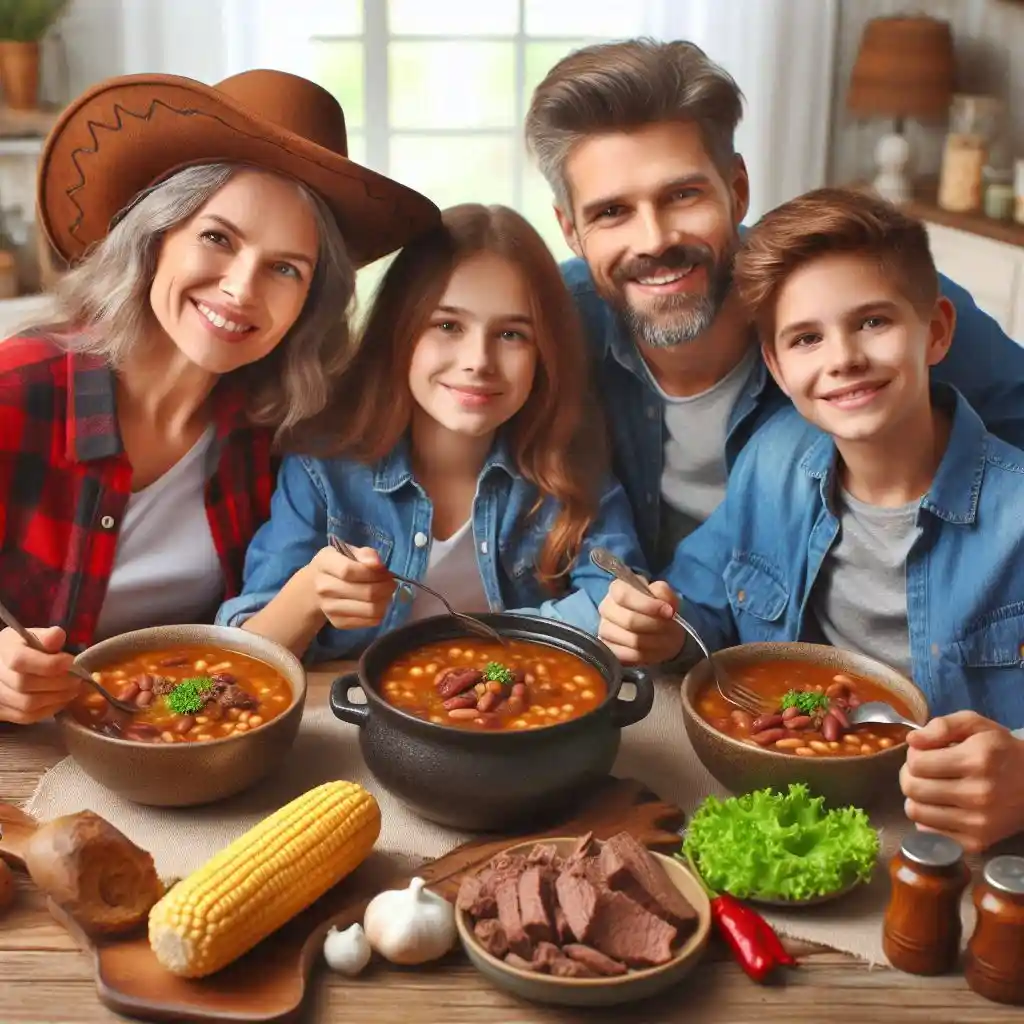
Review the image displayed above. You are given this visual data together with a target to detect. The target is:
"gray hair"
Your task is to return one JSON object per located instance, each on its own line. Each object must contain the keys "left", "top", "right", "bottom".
{"left": 524, "top": 38, "right": 745, "bottom": 213}
{"left": 36, "top": 162, "right": 356, "bottom": 438}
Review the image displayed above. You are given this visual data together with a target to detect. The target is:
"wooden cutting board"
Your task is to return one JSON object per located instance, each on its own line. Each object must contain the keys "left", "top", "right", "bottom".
{"left": 0, "top": 776, "right": 685, "bottom": 1023}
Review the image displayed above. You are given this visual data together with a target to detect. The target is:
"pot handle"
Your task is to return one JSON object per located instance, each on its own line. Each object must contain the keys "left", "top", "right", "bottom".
{"left": 329, "top": 672, "right": 370, "bottom": 728}
{"left": 609, "top": 665, "right": 655, "bottom": 728}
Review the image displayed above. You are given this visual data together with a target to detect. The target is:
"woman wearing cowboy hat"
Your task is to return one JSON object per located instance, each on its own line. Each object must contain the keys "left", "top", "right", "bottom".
{"left": 0, "top": 69, "right": 438, "bottom": 725}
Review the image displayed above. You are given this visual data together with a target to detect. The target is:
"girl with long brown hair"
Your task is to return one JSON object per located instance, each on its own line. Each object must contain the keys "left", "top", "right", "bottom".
{"left": 218, "top": 203, "right": 646, "bottom": 658}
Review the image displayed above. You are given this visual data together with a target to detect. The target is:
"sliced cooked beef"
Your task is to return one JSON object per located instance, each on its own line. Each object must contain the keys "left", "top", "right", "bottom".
{"left": 588, "top": 889, "right": 678, "bottom": 967}
{"left": 212, "top": 682, "right": 259, "bottom": 711}
{"left": 495, "top": 877, "right": 533, "bottom": 958}
{"left": 599, "top": 832, "right": 697, "bottom": 933}
{"left": 549, "top": 956, "right": 597, "bottom": 978}
{"left": 554, "top": 870, "right": 599, "bottom": 943}
{"left": 473, "top": 918, "right": 509, "bottom": 959}
{"left": 505, "top": 952, "right": 539, "bottom": 972}
{"left": 554, "top": 905, "right": 574, "bottom": 944}
{"left": 564, "top": 831, "right": 598, "bottom": 868}
{"left": 527, "top": 842, "right": 562, "bottom": 868}
{"left": 531, "top": 941, "right": 561, "bottom": 971}
{"left": 518, "top": 866, "right": 554, "bottom": 943}
{"left": 563, "top": 943, "right": 628, "bottom": 976}
{"left": 458, "top": 873, "right": 498, "bottom": 919}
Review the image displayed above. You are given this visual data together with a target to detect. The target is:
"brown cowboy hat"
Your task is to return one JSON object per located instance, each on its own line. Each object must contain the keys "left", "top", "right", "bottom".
{"left": 37, "top": 69, "right": 440, "bottom": 268}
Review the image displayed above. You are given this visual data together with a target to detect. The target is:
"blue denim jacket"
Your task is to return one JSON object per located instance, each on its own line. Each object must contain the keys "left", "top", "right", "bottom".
{"left": 662, "top": 388, "right": 1024, "bottom": 729}
{"left": 564, "top": 257, "right": 1024, "bottom": 570}
{"left": 216, "top": 434, "right": 648, "bottom": 659}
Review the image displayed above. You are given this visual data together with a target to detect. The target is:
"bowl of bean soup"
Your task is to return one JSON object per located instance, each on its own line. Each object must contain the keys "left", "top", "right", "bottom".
{"left": 680, "top": 642, "right": 928, "bottom": 808}
{"left": 58, "top": 624, "right": 306, "bottom": 807}
{"left": 329, "top": 613, "right": 655, "bottom": 830}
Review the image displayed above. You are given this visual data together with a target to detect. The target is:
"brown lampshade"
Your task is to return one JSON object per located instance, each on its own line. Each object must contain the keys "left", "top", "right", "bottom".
{"left": 847, "top": 16, "right": 955, "bottom": 121}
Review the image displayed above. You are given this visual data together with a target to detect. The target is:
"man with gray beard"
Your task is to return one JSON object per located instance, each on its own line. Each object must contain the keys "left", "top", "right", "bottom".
{"left": 525, "top": 39, "right": 1024, "bottom": 571}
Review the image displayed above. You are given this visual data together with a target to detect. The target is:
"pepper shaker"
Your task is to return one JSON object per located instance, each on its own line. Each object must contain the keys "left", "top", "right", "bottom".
{"left": 882, "top": 832, "right": 970, "bottom": 975}
{"left": 965, "top": 855, "right": 1024, "bottom": 1005}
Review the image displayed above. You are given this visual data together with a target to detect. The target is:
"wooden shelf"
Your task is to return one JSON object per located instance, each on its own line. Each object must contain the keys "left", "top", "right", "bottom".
{"left": 0, "top": 106, "right": 58, "bottom": 140}
{"left": 902, "top": 188, "right": 1024, "bottom": 249}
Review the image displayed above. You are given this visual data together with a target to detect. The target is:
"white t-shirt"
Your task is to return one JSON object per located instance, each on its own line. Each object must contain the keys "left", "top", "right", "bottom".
{"left": 408, "top": 520, "right": 490, "bottom": 622}
{"left": 658, "top": 347, "right": 759, "bottom": 541}
{"left": 93, "top": 426, "right": 223, "bottom": 640}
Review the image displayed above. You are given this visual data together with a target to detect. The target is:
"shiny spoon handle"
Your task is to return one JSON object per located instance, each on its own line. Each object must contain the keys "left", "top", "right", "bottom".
{"left": 588, "top": 548, "right": 712, "bottom": 660}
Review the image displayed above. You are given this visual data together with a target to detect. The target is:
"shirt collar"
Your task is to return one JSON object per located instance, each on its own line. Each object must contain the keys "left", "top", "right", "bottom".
{"left": 65, "top": 350, "right": 253, "bottom": 464}
{"left": 800, "top": 385, "right": 987, "bottom": 525}
{"left": 372, "top": 431, "right": 519, "bottom": 494}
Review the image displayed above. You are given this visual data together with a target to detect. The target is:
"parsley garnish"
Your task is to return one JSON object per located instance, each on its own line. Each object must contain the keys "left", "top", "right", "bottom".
{"left": 779, "top": 689, "right": 830, "bottom": 715}
{"left": 482, "top": 661, "right": 514, "bottom": 687}
{"left": 164, "top": 676, "right": 215, "bottom": 715}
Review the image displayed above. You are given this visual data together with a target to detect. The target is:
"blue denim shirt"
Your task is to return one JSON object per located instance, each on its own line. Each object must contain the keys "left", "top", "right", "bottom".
{"left": 564, "top": 257, "right": 1024, "bottom": 570}
{"left": 662, "top": 388, "right": 1024, "bottom": 729}
{"left": 216, "top": 434, "right": 648, "bottom": 660}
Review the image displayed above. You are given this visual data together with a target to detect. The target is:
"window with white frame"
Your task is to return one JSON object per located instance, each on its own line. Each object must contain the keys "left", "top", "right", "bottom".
{"left": 244, "top": 0, "right": 654, "bottom": 288}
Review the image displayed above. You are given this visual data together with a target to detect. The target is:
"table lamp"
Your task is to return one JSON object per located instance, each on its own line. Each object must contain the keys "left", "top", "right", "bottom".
{"left": 847, "top": 15, "right": 955, "bottom": 204}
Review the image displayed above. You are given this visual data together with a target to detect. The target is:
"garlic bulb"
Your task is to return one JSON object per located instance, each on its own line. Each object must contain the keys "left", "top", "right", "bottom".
{"left": 362, "top": 877, "right": 456, "bottom": 965}
{"left": 323, "top": 922, "right": 372, "bottom": 976}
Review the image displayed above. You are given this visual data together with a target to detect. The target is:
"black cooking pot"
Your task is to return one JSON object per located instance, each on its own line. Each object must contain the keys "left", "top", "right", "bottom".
{"left": 329, "top": 613, "right": 654, "bottom": 831}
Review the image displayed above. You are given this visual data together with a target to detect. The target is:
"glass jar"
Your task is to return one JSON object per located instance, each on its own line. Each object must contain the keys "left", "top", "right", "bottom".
{"left": 882, "top": 832, "right": 970, "bottom": 975}
{"left": 965, "top": 855, "right": 1024, "bottom": 1005}
{"left": 937, "top": 95, "right": 1004, "bottom": 213}
{"left": 983, "top": 167, "right": 1015, "bottom": 221}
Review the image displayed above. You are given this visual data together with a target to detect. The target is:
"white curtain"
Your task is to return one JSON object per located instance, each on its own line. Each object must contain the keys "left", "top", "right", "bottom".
{"left": 643, "top": 0, "right": 839, "bottom": 220}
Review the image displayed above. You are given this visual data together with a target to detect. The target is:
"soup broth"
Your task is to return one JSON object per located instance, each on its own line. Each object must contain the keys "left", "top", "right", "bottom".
{"left": 69, "top": 644, "right": 293, "bottom": 743}
{"left": 696, "top": 659, "right": 915, "bottom": 757}
{"left": 380, "top": 638, "right": 607, "bottom": 731}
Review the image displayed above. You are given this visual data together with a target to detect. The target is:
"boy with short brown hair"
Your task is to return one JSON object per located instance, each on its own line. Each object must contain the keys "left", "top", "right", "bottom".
{"left": 597, "top": 187, "right": 1024, "bottom": 853}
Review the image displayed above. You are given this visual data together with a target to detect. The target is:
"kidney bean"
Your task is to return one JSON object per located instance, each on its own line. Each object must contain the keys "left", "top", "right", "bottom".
{"left": 827, "top": 705, "right": 850, "bottom": 729}
{"left": 822, "top": 714, "right": 840, "bottom": 742}
{"left": 135, "top": 690, "right": 154, "bottom": 708}
{"left": 846, "top": 693, "right": 861, "bottom": 708}
{"left": 785, "top": 715, "right": 813, "bottom": 731}
{"left": 173, "top": 715, "right": 196, "bottom": 734}
{"left": 825, "top": 681, "right": 849, "bottom": 699}
{"left": 782, "top": 706, "right": 801, "bottom": 721}
{"left": 159, "top": 656, "right": 189, "bottom": 667}
{"left": 510, "top": 669, "right": 525, "bottom": 687}
{"left": 443, "top": 694, "right": 477, "bottom": 711}
{"left": 506, "top": 696, "right": 524, "bottom": 716}
{"left": 751, "top": 728, "right": 788, "bottom": 746}
{"left": 477, "top": 691, "right": 500, "bottom": 713}
{"left": 484, "top": 680, "right": 504, "bottom": 694}
{"left": 730, "top": 709, "right": 754, "bottom": 730}
{"left": 448, "top": 708, "right": 479, "bottom": 720}
{"left": 511, "top": 682, "right": 527, "bottom": 699}
{"left": 123, "top": 724, "right": 160, "bottom": 741}
{"left": 136, "top": 674, "right": 154, "bottom": 692}
{"left": 751, "top": 713, "right": 784, "bottom": 733}
{"left": 437, "top": 668, "right": 484, "bottom": 699}
{"left": 119, "top": 681, "right": 140, "bottom": 702}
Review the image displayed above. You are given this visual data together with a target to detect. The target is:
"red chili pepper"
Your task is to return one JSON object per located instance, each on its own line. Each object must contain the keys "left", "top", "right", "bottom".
{"left": 681, "top": 852, "right": 798, "bottom": 981}
{"left": 710, "top": 892, "right": 778, "bottom": 982}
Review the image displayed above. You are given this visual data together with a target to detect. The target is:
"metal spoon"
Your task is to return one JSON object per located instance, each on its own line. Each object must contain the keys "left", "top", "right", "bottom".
{"left": 589, "top": 547, "right": 767, "bottom": 714}
{"left": 327, "top": 535, "right": 507, "bottom": 646}
{"left": 848, "top": 700, "right": 923, "bottom": 731}
{"left": 0, "top": 598, "right": 138, "bottom": 714}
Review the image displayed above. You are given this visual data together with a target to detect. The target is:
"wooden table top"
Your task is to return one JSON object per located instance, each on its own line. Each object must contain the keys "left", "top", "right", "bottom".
{"left": 1, "top": 663, "right": 1018, "bottom": 1024}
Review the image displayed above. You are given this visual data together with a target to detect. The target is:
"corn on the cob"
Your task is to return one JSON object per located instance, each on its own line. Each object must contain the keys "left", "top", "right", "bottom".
{"left": 148, "top": 780, "right": 380, "bottom": 977}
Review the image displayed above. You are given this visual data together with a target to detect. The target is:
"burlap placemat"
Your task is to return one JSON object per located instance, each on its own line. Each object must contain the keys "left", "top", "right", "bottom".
{"left": 26, "top": 680, "right": 1016, "bottom": 966}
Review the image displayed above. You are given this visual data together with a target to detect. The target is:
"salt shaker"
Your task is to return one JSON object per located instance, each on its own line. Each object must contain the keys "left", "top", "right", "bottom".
{"left": 882, "top": 831, "right": 970, "bottom": 975}
{"left": 965, "top": 855, "right": 1024, "bottom": 1005}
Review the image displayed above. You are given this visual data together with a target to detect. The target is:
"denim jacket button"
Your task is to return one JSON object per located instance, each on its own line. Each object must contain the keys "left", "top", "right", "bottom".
{"left": 413, "top": 531, "right": 428, "bottom": 548}
{"left": 737, "top": 589, "right": 746, "bottom": 603}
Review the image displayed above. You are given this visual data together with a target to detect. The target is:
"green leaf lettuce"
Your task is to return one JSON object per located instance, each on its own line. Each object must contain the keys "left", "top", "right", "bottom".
{"left": 681, "top": 783, "right": 879, "bottom": 901}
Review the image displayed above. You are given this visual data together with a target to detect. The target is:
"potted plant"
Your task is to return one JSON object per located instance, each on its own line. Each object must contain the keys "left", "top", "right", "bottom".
{"left": 0, "top": 0, "right": 69, "bottom": 111}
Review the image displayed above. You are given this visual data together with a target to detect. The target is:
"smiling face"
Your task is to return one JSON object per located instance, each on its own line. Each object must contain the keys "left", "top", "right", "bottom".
{"left": 764, "top": 253, "right": 954, "bottom": 444}
{"left": 148, "top": 169, "right": 320, "bottom": 375}
{"left": 556, "top": 120, "right": 748, "bottom": 348}
{"left": 407, "top": 251, "right": 538, "bottom": 442}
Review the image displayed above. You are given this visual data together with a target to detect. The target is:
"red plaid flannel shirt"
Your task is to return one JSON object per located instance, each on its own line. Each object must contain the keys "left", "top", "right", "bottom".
{"left": 0, "top": 335, "right": 277, "bottom": 650}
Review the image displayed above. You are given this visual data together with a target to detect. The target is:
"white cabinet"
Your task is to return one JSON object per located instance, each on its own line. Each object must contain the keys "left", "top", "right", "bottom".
{"left": 923, "top": 221, "right": 1024, "bottom": 346}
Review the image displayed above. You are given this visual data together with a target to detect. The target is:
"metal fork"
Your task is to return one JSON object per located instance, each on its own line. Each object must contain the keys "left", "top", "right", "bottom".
{"left": 327, "top": 535, "right": 507, "bottom": 646}
{"left": 589, "top": 547, "right": 767, "bottom": 715}
{"left": 0, "top": 597, "right": 139, "bottom": 714}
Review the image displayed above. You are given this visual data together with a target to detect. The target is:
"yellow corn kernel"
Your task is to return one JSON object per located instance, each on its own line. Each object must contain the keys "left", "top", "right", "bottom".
{"left": 148, "top": 781, "right": 380, "bottom": 977}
